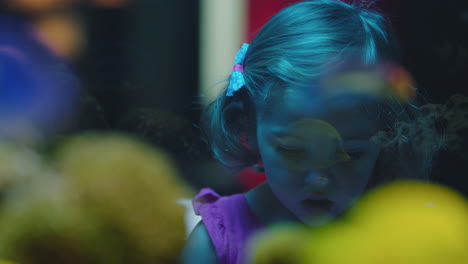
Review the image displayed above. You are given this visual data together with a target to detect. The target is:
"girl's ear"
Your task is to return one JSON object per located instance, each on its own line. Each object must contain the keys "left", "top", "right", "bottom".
{"left": 211, "top": 88, "right": 259, "bottom": 168}
{"left": 224, "top": 89, "right": 259, "bottom": 148}
{"left": 253, "top": 160, "right": 265, "bottom": 172}
{"left": 223, "top": 87, "right": 254, "bottom": 124}
{"left": 224, "top": 100, "right": 246, "bottom": 124}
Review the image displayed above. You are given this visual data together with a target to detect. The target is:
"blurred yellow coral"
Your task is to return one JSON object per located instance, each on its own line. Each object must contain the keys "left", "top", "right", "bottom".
{"left": 0, "top": 133, "right": 193, "bottom": 263}
{"left": 54, "top": 133, "right": 192, "bottom": 262}
{"left": 247, "top": 224, "right": 309, "bottom": 264}
{"left": 248, "top": 180, "right": 468, "bottom": 264}
{"left": 0, "top": 175, "right": 120, "bottom": 264}
{"left": 0, "top": 142, "right": 46, "bottom": 192}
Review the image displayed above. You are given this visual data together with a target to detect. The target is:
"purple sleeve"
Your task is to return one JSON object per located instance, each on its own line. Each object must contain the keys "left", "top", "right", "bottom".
{"left": 192, "top": 188, "right": 264, "bottom": 264}
{"left": 192, "top": 188, "right": 229, "bottom": 263}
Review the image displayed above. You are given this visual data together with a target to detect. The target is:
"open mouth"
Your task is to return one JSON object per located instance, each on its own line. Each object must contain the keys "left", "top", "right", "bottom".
{"left": 300, "top": 198, "right": 335, "bottom": 216}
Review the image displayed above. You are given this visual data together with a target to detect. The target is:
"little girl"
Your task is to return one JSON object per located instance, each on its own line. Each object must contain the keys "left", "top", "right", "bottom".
{"left": 182, "top": 1, "right": 441, "bottom": 263}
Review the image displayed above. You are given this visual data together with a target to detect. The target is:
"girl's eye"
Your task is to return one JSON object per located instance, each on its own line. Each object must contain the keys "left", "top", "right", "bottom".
{"left": 345, "top": 151, "right": 365, "bottom": 160}
{"left": 275, "top": 146, "right": 306, "bottom": 156}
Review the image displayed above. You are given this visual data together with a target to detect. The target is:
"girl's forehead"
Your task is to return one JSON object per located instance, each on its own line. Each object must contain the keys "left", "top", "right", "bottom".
{"left": 284, "top": 87, "right": 378, "bottom": 116}
{"left": 264, "top": 88, "right": 381, "bottom": 138}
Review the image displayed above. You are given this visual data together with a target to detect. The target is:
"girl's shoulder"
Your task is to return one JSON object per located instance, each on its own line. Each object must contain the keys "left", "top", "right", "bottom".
{"left": 181, "top": 221, "right": 217, "bottom": 264}
{"left": 192, "top": 188, "right": 223, "bottom": 215}
{"left": 184, "top": 188, "right": 264, "bottom": 263}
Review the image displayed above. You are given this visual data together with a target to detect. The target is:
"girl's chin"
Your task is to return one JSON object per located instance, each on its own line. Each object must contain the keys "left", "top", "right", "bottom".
{"left": 297, "top": 200, "right": 341, "bottom": 225}
{"left": 302, "top": 214, "right": 334, "bottom": 226}
{"left": 300, "top": 207, "right": 344, "bottom": 226}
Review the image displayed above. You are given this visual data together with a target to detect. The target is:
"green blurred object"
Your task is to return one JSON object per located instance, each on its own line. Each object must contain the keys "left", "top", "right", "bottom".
{"left": 0, "top": 133, "right": 193, "bottom": 263}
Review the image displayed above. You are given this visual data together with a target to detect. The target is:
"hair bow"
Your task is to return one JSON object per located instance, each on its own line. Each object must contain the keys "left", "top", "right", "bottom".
{"left": 226, "top": 43, "right": 250, "bottom": 96}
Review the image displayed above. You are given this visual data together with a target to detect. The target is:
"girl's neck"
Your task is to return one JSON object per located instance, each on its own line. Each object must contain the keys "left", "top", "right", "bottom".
{"left": 244, "top": 182, "right": 300, "bottom": 226}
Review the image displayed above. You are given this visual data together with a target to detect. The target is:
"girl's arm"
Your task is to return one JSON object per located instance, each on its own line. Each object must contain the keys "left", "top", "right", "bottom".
{"left": 180, "top": 221, "right": 217, "bottom": 264}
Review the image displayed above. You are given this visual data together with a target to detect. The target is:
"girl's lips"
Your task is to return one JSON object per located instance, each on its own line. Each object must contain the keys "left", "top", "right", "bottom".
{"left": 300, "top": 198, "right": 335, "bottom": 216}
{"left": 307, "top": 194, "right": 327, "bottom": 200}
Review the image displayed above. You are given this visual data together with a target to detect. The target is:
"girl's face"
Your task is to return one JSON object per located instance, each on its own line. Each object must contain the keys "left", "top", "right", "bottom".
{"left": 256, "top": 88, "right": 382, "bottom": 226}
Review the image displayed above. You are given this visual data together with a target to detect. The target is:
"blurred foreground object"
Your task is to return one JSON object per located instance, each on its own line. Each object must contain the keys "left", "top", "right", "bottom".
{"left": 33, "top": 12, "right": 86, "bottom": 60}
{"left": 320, "top": 62, "right": 417, "bottom": 102}
{"left": 0, "top": 16, "right": 78, "bottom": 141}
{"left": 248, "top": 180, "right": 468, "bottom": 264}
{"left": 0, "top": 133, "right": 192, "bottom": 263}
{"left": 55, "top": 134, "right": 192, "bottom": 262}
{"left": 0, "top": 141, "right": 46, "bottom": 193}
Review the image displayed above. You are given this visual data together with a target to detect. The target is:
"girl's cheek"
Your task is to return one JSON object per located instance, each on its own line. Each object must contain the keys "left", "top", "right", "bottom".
{"left": 267, "top": 144, "right": 304, "bottom": 171}
{"left": 282, "top": 157, "right": 307, "bottom": 171}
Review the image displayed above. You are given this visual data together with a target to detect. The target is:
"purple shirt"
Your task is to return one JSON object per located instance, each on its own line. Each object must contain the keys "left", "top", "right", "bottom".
{"left": 193, "top": 188, "right": 265, "bottom": 264}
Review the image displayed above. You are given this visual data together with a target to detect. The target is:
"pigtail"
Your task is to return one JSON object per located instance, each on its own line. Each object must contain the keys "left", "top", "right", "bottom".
{"left": 201, "top": 84, "right": 259, "bottom": 171}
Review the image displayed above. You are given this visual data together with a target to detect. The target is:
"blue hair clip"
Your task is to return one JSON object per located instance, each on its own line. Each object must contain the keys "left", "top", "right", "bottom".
{"left": 226, "top": 43, "right": 249, "bottom": 96}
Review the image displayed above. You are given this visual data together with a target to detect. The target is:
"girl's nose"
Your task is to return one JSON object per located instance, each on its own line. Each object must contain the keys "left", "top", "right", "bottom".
{"left": 304, "top": 170, "right": 331, "bottom": 189}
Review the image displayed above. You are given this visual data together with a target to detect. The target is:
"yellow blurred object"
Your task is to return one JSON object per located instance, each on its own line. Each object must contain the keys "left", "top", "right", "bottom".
{"left": 247, "top": 224, "right": 309, "bottom": 264}
{"left": 55, "top": 133, "right": 192, "bottom": 263}
{"left": 0, "top": 133, "right": 193, "bottom": 263}
{"left": 248, "top": 180, "right": 468, "bottom": 264}
{"left": 313, "top": 180, "right": 468, "bottom": 264}
{"left": 33, "top": 13, "right": 86, "bottom": 60}
{"left": 0, "top": 260, "right": 16, "bottom": 264}
{"left": 0, "top": 142, "right": 45, "bottom": 194}
{"left": 0, "top": 174, "right": 119, "bottom": 264}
